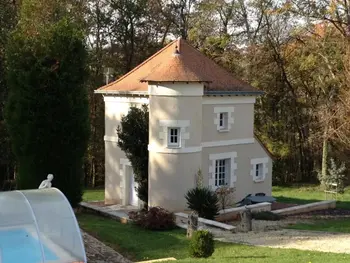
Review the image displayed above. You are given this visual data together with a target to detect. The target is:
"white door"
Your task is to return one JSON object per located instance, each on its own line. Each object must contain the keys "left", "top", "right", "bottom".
{"left": 130, "top": 172, "right": 138, "bottom": 206}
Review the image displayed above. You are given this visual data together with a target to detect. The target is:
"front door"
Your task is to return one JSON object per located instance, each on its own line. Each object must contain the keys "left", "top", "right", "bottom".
{"left": 129, "top": 172, "right": 138, "bottom": 206}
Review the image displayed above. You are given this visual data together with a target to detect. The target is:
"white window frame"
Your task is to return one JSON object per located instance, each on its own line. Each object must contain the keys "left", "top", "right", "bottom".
{"left": 215, "top": 159, "right": 230, "bottom": 187}
{"left": 167, "top": 127, "right": 181, "bottom": 148}
{"left": 214, "top": 107, "right": 234, "bottom": 132}
{"left": 209, "top": 152, "right": 237, "bottom": 190}
{"left": 255, "top": 163, "right": 263, "bottom": 180}
{"left": 250, "top": 158, "right": 269, "bottom": 183}
{"left": 219, "top": 112, "right": 229, "bottom": 131}
{"left": 158, "top": 120, "right": 190, "bottom": 149}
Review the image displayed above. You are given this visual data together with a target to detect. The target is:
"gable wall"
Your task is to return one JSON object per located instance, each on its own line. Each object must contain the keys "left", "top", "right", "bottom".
{"left": 201, "top": 96, "right": 255, "bottom": 143}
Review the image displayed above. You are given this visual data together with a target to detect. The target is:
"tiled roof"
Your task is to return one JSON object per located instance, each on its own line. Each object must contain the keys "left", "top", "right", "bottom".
{"left": 140, "top": 50, "right": 212, "bottom": 83}
{"left": 96, "top": 38, "right": 257, "bottom": 93}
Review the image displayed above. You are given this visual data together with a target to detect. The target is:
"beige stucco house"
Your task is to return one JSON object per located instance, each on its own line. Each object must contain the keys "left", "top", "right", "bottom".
{"left": 95, "top": 38, "right": 273, "bottom": 211}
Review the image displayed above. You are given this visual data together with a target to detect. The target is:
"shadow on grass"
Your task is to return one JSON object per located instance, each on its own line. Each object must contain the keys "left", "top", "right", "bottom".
{"left": 227, "top": 256, "right": 269, "bottom": 259}
{"left": 78, "top": 213, "right": 190, "bottom": 261}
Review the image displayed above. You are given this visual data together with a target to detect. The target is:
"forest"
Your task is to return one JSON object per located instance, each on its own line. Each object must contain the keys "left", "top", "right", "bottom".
{"left": 1, "top": 0, "right": 350, "bottom": 190}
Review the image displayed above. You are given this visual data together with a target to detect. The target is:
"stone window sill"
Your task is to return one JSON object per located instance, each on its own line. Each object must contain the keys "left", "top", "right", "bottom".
{"left": 167, "top": 146, "right": 181, "bottom": 149}
{"left": 218, "top": 129, "right": 230, "bottom": 133}
{"left": 253, "top": 178, "right": 265, "bottom": 183}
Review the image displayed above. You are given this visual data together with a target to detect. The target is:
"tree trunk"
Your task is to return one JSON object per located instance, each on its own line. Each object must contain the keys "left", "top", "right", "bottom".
{"left": 321, "top": 126, "right": 329, "bottom": 182}
{"left": 91, "top": 161, "right": 96, "bottom": 187}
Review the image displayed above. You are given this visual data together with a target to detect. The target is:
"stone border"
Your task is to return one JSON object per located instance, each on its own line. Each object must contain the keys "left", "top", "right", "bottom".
{"left": 272, "top": 200, "right": 336, "bottom": 216}
{"left": 136, "top": 258, "right": 176, "bottom": 263}
{"left": 80, "top": 202, "right": 131, "bottom": 223}
{"left": 216, "top": 202, "right": 271, "bottom": 222}
{"left": 175, "top": 212, "right": 236, "bottom": 232}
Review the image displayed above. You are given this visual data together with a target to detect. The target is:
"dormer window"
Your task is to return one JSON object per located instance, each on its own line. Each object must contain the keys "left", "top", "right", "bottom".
{"left": 219, "top": 112, "right": 228, "bottom": 131}
{"left": 168, "top": 127, "right": 181, "bottom": 148}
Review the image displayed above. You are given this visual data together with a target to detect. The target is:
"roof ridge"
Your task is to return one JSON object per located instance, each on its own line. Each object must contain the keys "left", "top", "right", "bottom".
{"left": 97, "top": 38, "right": 178, "bottom": 90}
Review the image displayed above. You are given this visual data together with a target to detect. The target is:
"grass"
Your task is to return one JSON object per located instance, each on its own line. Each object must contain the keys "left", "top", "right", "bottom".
{"left": 289, "top": 219, "right": 350, "bottom": 233}
{"left": 272, "top": 185, "right": 350, "bottom": 210}
{"left": 82, "top": 188, "right": 104, "bottom": 201}
{"left": 78, "top": 213, "right": 350, "bottom": 263}
{"left": 83, "top": 185, "right": 350, "bottom": 208}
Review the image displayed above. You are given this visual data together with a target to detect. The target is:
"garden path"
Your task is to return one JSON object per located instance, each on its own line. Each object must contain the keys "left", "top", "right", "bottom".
{"left": 82, "top": 230, "right": 133, "bottom": 263}
{"left": 177, "top": 215, "right": 350, "bottom": 254}
{"left": 215, "top": 228, "right": 350, "bottom": 254}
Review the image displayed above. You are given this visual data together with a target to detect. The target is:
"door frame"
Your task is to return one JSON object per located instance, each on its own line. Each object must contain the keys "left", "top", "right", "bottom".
{"left": 129, "top": 170, "right": 139, "bottom": 206}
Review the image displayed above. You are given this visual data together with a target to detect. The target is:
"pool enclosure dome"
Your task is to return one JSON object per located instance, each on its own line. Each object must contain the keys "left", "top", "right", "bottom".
{"left": 0, "top": 188, "right": 86, "bottom": 263}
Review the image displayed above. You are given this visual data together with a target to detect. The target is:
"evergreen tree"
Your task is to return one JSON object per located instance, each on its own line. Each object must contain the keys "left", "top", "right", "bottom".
{"left": 318, "top": 158, "right": 346, "bottom": 194}
{"left": 5, "top": 18, "right": 89, "bottom": 207}
{"left": 0, "top": 0, "right": 18, "bottom": 189}
{"left": 117, "top": 105, "right": 149, "bottom": 205}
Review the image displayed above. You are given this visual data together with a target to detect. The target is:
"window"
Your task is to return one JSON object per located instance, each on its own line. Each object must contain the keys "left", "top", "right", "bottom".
{"left": 167, "top": 127, "right": 180, "bottom": 147}
{"left": 219, "top": 112, "right": 228, "bottom": 130}
{"left": 215, "top": 159, "right": 229, "bottom": 186}
{"left": 255, "top": 163, "right": 263, "bottom": 179}
{"left": 209, "top": 152, "right": 237, "bottom": 189}
{"left": 250, "top": 158, "right": 268, "bottom": 182}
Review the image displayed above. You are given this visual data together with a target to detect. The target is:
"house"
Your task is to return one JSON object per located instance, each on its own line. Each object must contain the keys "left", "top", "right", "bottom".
{"left": 95, "top": 37, "right": 273, "bottom": 211}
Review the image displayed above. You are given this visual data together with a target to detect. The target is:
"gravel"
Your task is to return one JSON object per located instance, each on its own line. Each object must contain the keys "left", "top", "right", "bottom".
{"left": 82, "top": 230, "right": 133, "bottom": 263}
{"left": 216, "top": 228, "right": 350, "bottom": 254}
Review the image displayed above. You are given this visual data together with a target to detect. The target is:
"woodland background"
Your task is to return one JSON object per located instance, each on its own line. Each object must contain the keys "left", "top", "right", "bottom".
{"left": 2, "top": 0, "right": 350, "bottom": 189}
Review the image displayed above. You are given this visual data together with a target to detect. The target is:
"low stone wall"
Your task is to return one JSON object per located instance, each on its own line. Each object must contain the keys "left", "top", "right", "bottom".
{"left": 215, "top": 202, "right": 272, "bottom": 222}
{"left": 175, "top": 212, "right": 236, "bottom": 232}
{"left": 272, "top": 200, "right": 336, "bottom": 216}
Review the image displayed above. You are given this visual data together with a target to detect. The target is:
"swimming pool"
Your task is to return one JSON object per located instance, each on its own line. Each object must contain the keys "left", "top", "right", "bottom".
{"left": 0, "top": 228, "right": 58, "bottom": 263}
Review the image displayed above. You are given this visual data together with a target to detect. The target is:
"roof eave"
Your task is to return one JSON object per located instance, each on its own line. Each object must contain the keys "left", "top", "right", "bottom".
{"left": 254, "top": 133, "right": 276, "bottom": 160}
{"left": 94, "top": 90, "right": 148, "bottom": 96}
{"left": 204, "top": 90, "right": 264, "bottom": 96}
{"left": 140, "top": 79, "right": 212, "bottom": 83}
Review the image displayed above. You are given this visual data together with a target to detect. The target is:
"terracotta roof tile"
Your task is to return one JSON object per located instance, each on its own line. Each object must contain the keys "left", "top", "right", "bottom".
{"left": 97, "top": 38, "right": 257, "bottom": 93}
{"left": 140, "top": 51, "right": 212, "bottom": 83}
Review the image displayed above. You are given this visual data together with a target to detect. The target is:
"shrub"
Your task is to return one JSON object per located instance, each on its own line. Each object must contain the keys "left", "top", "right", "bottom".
{"left": 189, "top": 230, "right": 215, "bottom": 258}
{"left": 128, "top": 206, "right": 176, "bottom": 230}
{"left": 252, "top": 211, "right": 282, "bottom": 221}
{"left": 215, "top": 186, "right": 235, "bottom": 211}
{"left": 195, "top": 169, "right": 203, "bottom": 188}
{"left": 318, "top": 158, "right": 346, "bottom": 194}
{"left": 185, "top": 187, "right": 219, "bottom": 220}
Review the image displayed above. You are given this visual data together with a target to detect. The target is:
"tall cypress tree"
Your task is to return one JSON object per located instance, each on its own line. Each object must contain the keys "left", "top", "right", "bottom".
{"left": 5, "top": 17, "right": 89, "bottom": 207}
{"left": 0, "top": 0, "right": 17, "bottom": 188}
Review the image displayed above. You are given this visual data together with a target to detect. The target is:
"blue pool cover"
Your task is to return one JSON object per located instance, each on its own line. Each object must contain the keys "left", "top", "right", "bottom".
{"left": 0, "top": 228, "right": 58, "bottom": 263}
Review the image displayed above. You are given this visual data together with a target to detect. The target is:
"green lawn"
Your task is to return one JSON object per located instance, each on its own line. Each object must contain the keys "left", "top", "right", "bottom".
{"left": 78, "top": 213, "right": 350, "bottom": 263}
{"left": 272, "top": 185, "right": 350, "bottom": 209}
{"left": 83, "top": 185, "right": 350, "bottom": 209}
{"left": 289, "top": 219, "right": 350, "bottom": 233}
{"left": 82, "top": 188, "right": 104, "bottom": 201}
